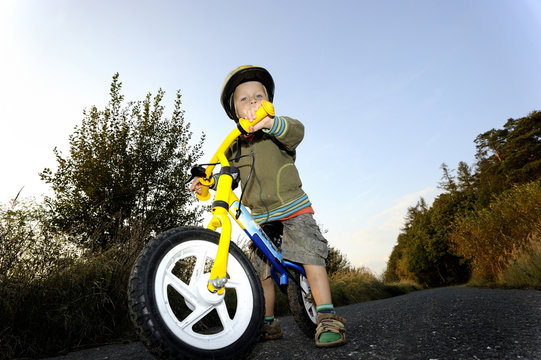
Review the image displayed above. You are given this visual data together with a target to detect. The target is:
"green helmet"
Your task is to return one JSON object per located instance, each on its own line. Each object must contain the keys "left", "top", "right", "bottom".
{"left": 220, "top": 65, "right": 275, "bottom": 121}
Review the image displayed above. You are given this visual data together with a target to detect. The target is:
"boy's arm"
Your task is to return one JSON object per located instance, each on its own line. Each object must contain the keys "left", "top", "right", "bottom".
{"left": 263, "top": 116, "right": 304, "bottom": 151}
{"left": 190, "top": 144, "right": 234, "bottom": 195}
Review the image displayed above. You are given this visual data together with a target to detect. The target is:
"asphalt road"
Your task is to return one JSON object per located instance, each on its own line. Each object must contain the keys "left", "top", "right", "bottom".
{"left": 40, "top": 286, "right": 541, "bottom": 360}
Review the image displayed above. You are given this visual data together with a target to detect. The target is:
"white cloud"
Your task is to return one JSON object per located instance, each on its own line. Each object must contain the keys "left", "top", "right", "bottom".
{"left": 328, "top": 186, "right": 440, "bottom": 275}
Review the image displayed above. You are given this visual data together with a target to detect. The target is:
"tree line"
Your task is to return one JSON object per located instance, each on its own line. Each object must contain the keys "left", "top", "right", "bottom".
{"left": 384, "top": 110, "right": 541, "bottom": 287}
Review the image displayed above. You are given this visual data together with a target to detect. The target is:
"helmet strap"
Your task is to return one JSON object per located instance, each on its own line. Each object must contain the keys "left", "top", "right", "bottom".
{"left": 237, "top": 122, "right": 249, "bottom": 135}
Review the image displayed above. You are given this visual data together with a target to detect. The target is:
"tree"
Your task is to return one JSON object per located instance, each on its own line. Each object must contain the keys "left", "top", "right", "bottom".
{"left": 387, "top": 192, "right": 472, "bottom": 287}
{"left": 474, "top": 111, "right": 541, "bottom": 204}
{"left": 385, "top": 110, "right": 539, "bottom": 286}
{"left": 325, "top": 246, "right": 352, "bottom": 276}
{"left": 450, "top": 180, "right": 541, "bottom": 280}
{"left": 438, "top": 163, "right": 457, "bottom": 193}
{"left": 456, "top": 161, "right": 476, "bottom": 194}
{"left": 40, "top": 74, "right": 205, "bottom": 251}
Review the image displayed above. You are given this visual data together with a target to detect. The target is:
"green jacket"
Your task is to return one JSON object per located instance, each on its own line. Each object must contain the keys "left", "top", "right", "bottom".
{"left": 224, "top": 116, "right": 311, "bottom": 224}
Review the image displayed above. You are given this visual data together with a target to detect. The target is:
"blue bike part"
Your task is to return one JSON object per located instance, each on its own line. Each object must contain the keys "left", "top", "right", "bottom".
{"left": 230, "top": 201, "right": 307, "bottom": 289}
{"left": 283, "top": 260, "right": 306, "bottom": 276}
{"left": 231, "top": 201, "right": 280, "bottom": 255}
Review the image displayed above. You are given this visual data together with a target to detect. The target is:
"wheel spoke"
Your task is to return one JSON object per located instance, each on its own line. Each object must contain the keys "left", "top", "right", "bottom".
{"left": 166, "top": 271, "right": 198, "bottom": 306}
{"left": 190, "top": 249, "right": 208, "bottom": 286}
{"left": 215, "top": 301, "right": 233, "bottom": 331}
{"left": 300, "top": 276, "right": 310, "bottom": 294}
{"left": 179, "top": 304, "right": 213, "bottom": 330}
{"left": 225, "top": 278, "right": 243, "bottom": 288}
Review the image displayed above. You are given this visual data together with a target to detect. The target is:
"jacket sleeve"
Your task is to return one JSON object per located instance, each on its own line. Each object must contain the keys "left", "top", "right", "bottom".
{"left": 263, "top": 116, "right": 304, "bottom": 151}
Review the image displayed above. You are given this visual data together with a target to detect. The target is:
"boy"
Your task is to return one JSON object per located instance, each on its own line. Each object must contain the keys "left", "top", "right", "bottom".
{"left": 190, "top": 65, "right": 346, "bottom": 348}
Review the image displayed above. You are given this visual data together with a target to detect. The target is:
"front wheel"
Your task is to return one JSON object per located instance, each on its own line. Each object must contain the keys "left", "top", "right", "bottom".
{"left": 287, "top": 270, "right": 317, "bottom": 338}
{"left": 128, "top": 227, "right": 264, "bottom": 360}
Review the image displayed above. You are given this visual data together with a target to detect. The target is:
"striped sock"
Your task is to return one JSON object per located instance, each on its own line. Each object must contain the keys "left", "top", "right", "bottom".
{"left": 264, "top": 315, "right": 275, "bottom": 325}
{"left": 316, "top": 304, "right": 335, "bottom": 314}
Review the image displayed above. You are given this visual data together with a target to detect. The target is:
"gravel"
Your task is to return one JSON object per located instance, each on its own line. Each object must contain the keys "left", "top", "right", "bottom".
{"left": 40, "top": 286, "right": 541, "bottom": 360}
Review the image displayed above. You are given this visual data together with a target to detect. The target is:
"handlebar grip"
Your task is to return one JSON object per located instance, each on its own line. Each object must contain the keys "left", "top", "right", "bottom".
{"left": 237, "top": 100, "right": 275, "bottom": 133}
{"left": 197, "top": 185, "right": 211, "bottom": 201}
{"left": 196, "top": 177, "right": 214, "bottom": 201}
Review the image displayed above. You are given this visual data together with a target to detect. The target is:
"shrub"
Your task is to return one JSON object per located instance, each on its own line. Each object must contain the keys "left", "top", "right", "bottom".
{"left": 450, "top": 180, "right": 541, "bottom": 282}
{"left": 500, "top": 232, "right": 541, "bottom": 289}
{"left": 0, "top": 198, "right": 147, "bottom": 359}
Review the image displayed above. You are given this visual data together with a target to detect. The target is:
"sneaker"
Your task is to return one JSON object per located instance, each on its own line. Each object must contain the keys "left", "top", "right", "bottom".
{"left": 261, "top": 319, "right": 283, "bottom": 340}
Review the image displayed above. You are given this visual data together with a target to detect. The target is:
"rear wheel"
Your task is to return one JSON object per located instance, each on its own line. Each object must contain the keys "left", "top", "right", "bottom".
{"left": 287, "top": 270, "right": 317, "bottom": 338}
{"left": 128, "top": 226, "right": 264, "bottom": 360}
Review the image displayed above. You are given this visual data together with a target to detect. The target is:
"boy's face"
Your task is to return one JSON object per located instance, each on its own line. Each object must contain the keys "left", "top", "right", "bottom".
{"left": 233, "top": 81, "right": 269, "bottom": 119}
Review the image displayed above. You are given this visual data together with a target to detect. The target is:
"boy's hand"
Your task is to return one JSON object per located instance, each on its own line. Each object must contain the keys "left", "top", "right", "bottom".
{"left": 245, "top": 104, "right": 274, "bottom": 133}
{"left": 249, "top": 116, "right": 274, "bottom": 133}
{"left": 190, "top": 177, "right": 202, "bottom": 195}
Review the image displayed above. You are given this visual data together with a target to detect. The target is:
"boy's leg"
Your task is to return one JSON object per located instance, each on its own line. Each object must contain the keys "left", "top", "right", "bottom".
{"left": 248, "top": 242, "right": 282, "bottom": 338}
{"left": 304, "top": 264, "right": 346, "bottom": 347}
{"left": 281, "top": 213, "right": 345, "bottom": 346}
{"left": 260, "top": 277, "right": 282, "bottom": 340}
{"left": 261, "top": 277, "right": 275, "bottom": 316}
{"left": 303, "top": 264, "right": 332, "bottom": 305}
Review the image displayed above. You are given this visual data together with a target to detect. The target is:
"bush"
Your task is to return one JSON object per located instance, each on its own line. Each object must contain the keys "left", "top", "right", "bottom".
{"left": 0, "top": 244, "right": 145, "bottom": 359}
{"left": 40, "top": 74, "right": 204, "bottom": 251}
{"left": 272, "top": 267, "right": 420, "bottom": 317}
{"left": 450, "top": 180, "right": 541, "bottom": 283}
{"left": 0, "top": 198, "right": 148, "bottom": 359}
{"left": 500, "top": 233, "right": 541, "bottom": 289}
{"left": 0, "top": 198, "right": 419, "bottom": 359}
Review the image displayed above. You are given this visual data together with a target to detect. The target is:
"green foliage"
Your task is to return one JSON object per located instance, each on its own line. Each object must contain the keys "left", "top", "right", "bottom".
{"left": 273, "top": 269, "right": 421, "bottom": 317}
{"left": 0, "top": 246, "right": 141, "bottom": 359}
{"left": 0, "top": 199, "right": 71, "bottom": 359}
{"left": 474, "top": 110, "right": 541, "bottom": 204}
{"left": 0, "top": 75, "right": 208, "bottom": 359}
{"left": 450, "top": 181, "right": 541, "bottom": 281}
{"left": 0, "top": 198, "right": 75, "bottom": 284}
{"left": 501, "top": 233, "right": 541, "bottom": 289}
{"left": 328, "top": 268, "right": 384, "bottom": 306}
{"left": 383, "top": 233, "right": 408, "bottom": 283}
{"left": 385, "top": 193, "right": 472, "bottom": 287}
{"left": 385, "top": 110, "right": 540, "bottom": 287}
{"left": 0, "top": 197, "right": 152, "bottom": 360}
{"left": 325, "top": 245, "right": 353, "bottom": 276}
{"left": 40, "top": 73, "right": 205, "bottom": 251}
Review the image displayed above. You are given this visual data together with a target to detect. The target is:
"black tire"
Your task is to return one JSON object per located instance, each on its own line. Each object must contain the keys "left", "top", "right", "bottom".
{"left": 128, "top": 226, "right": 264, "bottom": 360}
{"left": 287, "top": 270, "right": 317, "bottom": 338}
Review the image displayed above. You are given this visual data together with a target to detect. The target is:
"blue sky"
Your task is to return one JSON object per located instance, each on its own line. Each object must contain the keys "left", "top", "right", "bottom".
{"left": 1, "top": 0, "right": 540, "bottom": 274}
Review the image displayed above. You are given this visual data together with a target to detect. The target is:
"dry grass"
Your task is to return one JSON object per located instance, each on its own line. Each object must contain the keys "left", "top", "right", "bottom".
{"left": 466, "top": 233, "right": 541, "bottom": 289}
{"left": 273, "top": 268, "right": 421, "bottom": 316}
{"left": 501, "top": 234, "right": 541, "bottom": 289}
{"left": 451, "top": 181, "right": 541, "bottom": 282}
{"left": 0, "top": 199, "right": 420, "bottom": 359}
{"left": 0, "top": 199, "right": 148, "bottom": 360}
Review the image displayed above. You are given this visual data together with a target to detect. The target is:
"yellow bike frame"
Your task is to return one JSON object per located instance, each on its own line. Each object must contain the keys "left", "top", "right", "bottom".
{"left": 196, "top": 100, "right": 275, "bottom": 294}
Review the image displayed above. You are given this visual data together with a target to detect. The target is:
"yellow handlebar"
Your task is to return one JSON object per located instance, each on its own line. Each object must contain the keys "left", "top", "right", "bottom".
{"left": 195, "top": 100, "right": 275, "bottom": 202}
{"left": 197, "top": 177, "right": 213, "bottom": 201}
{"left": 237, "top": 100, "right": 275, "bottom": 133}
{"left": 196, "top": 100, "right": 276, "bottom": 293}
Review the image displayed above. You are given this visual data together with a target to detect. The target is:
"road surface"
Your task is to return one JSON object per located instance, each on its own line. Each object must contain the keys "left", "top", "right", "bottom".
{"left": 41, "top": 286, "right": 541, "bottom": 360}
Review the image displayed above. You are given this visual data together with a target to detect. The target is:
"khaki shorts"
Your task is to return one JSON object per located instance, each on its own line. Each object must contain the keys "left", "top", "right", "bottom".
{"left": 249, "top": 213, "right": 328, "bottom": 280}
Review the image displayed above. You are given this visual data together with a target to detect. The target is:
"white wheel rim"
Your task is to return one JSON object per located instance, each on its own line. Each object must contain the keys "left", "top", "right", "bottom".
{"left": 154, "top": 240, "right": 254, "bottom": 350}
{"left": 300, "top": 274, "right": 317, "bottom": 324}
